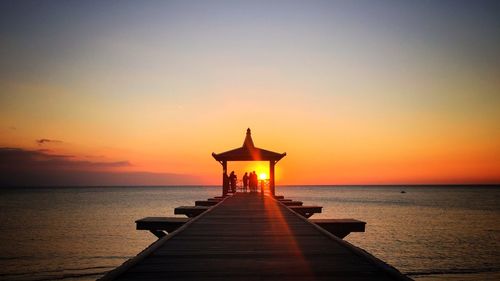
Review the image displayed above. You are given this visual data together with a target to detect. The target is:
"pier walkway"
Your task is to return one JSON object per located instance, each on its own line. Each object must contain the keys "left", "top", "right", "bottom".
{"left": 101, "top": 193, "right": 409, "bottom": 281}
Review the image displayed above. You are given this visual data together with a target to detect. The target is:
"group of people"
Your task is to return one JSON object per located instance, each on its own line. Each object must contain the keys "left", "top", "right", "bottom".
{"left": 223, "top": 171, "right": 238, "bottom": 194}
{"left": 223, "top": 170, "right": 261, "bottom": 195}
{"left": 242, "top": 171, "right": 259, "bottom": 192}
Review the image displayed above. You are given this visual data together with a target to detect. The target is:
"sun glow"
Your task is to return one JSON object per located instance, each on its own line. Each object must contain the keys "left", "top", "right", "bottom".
{"left": 228, "top": 161, "right": 276, "bottom": 181}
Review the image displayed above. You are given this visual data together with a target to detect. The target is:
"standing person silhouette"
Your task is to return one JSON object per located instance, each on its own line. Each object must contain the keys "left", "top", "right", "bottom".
{"left": 229, "top": 171, "right": 237, "bottom": 193}
{"left": 243, "top": 172, "right": 249, "bottom": 192}
{"left": 248, "top": 171, "right": 253, "bottom": 192}
{"left": 251, "top": 171, "right": 257, "bottom": 192}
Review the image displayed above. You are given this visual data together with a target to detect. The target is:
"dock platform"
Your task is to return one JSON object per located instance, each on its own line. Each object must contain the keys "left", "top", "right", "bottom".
{"left": 100, "top": 193, "right": 410, "bottom": 281}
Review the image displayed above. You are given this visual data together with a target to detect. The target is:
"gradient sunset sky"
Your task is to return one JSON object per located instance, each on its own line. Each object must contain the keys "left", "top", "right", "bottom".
{"left": 1, "top": 0, "right": 499, "bottom": 185}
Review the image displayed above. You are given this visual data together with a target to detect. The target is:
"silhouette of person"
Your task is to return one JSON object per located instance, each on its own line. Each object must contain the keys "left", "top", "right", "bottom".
{"left": 248, "top": 172, "right": 253, "bottom": 192}
{"left": 243, "top": 172, "right": 249, "bottom": 192}
{"left": 229, "top": 171, "right": 237, "bottom": 193}
{"left": 251, "top": 171, "right": 257, "bottom": 192}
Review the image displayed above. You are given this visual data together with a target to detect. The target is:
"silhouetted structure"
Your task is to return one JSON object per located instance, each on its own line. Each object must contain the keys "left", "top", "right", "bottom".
{"left": 212, "top": 128, "right": 286, "bottom": 196}
{"left": 102, "top": 193, "right": 410, "bottom": 281}
{"left": 100, "top": 136, "right": 410, "bottom": 281}
{"left": 222, "top": 171, "right": 229, "bottom": 195}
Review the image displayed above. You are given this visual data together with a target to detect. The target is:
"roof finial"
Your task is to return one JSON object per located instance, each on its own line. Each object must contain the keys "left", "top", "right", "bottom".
{"left": 243, "top": 128, "right": 255, "bottom": 148}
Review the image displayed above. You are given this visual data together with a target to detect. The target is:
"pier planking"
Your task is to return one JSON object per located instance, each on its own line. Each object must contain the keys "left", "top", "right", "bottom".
{"left": 101, "top": 193, "right": 410, "bottom": 281}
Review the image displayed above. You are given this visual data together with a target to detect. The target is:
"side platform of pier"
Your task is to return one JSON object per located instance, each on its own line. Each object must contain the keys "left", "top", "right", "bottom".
{"left": 100, "top": 193, "right": 410, "bottom": 281}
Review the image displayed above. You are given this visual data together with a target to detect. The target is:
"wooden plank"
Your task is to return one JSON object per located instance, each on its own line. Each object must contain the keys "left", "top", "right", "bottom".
{"left": 281, "top": 201, "right": 303, "bottom": 206}
{"left": 195, "top": 200, "right": 218, "bottom": 206}
{"left": 288, "top": 205, "right": 322, "bottom": 218}
{"left": 310, "top": 219, "right": 366, "bottom": 238}
{"left": 136, "top": 217, "right": 190, "bottom": 239}
{"left": 100, "top": 193, "right": 410, "bottom": 281}
{"left": 136, "top": 217, "right": 189, "bottom": 232}
{"left": 174, "top": 206, "right": 209, "bottom": 217}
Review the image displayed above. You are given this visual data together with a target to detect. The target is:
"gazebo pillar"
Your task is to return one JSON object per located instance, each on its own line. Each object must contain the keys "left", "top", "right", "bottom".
{"left": 269, "top": 160, "right": 275, "bottom": 196}
{"left": 221, "top": 160, "right": 228, "bottom": 196}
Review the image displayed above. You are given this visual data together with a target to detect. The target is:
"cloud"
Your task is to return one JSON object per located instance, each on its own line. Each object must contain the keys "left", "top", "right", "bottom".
{"left": 0, "top": 147, "right": 199, "bottom": 186}
{"left": 36, "top": 138, "right": 63, "bottom": 145}
{"left": 0, "top": 147, "right": 130, "bottom": 170}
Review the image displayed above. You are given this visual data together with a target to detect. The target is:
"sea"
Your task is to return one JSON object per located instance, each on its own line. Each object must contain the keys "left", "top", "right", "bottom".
{"left": 0, "top": 186, "right": 499, "bottom": 281}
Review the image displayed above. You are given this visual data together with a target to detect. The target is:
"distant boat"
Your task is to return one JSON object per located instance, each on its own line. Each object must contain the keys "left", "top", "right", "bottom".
{"left": 401, "top": 190, "right": 406, "bottom": 194}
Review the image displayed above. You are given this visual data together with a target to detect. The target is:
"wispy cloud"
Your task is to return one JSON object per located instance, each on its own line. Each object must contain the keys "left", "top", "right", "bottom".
{"left": 36, "top": 138, "right": 63, "bottom": 145}
{"left": 0, "top": 147, "right": 129, "bottom": 170}
{"left": 0, "top": 147, "right": 199, "bottom": 186}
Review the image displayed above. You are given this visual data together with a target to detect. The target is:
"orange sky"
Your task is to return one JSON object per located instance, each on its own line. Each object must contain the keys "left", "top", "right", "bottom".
{"left": 1, "top": 1, "right": 499, "bottom": 185}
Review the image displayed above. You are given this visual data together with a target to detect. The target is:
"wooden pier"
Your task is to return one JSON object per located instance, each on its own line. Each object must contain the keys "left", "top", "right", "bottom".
{"left": 100, "top": 193, "right": 410, "bottom": 281}
{"left": 100, "top": 130, "right": 410, "bottom": 280}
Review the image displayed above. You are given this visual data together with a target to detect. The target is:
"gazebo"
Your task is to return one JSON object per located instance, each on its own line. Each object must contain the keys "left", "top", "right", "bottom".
{"left": 212, "top": 128, "right": 286, "bottom": 196}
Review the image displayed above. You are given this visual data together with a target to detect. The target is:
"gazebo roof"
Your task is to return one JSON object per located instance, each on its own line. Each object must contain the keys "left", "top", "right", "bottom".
{"left": 212, "top": 128, "right": 286, "bottom": 162}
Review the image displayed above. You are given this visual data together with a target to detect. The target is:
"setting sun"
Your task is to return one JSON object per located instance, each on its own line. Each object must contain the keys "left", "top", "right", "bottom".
{"left": 227, "top": 161, "right": 279, "bottom": 182}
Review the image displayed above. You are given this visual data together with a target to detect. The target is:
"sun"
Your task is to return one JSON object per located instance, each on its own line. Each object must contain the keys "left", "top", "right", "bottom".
{"left": 259, "top": 173, "right": 267, "bottom": 180}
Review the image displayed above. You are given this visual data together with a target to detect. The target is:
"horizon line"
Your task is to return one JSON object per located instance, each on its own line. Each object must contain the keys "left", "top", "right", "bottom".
{"left": 2, "top": 183, "right": 499, "bottom": 188}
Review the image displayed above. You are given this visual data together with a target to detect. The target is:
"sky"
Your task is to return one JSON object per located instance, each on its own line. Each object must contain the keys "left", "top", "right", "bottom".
{"left": 1, "top": 0, "right": 499, "bottom": 186}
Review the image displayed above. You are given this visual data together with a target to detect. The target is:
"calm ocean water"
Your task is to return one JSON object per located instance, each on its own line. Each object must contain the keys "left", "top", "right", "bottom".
{"left": 0, "top": 186, "right": 499, "bottom": 281}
